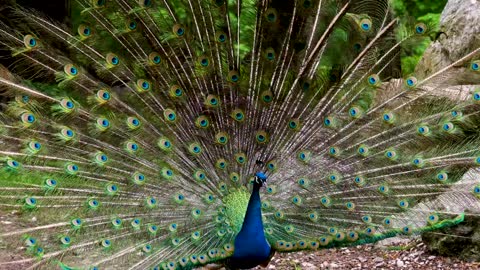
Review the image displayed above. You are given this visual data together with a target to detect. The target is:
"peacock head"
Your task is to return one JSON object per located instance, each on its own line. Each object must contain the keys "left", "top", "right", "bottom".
{"left": 254, "top": 172, "right": 267, "bottom": 187}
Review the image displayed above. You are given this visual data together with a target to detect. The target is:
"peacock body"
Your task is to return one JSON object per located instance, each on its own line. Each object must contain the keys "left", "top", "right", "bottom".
{"left": 0, "top": 0, "right": 479, "bottom": 269}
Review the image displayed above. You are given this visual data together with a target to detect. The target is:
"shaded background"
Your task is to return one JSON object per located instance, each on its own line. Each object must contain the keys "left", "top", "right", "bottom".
{"left": 9, "top": 0, "right": 448, "bottom": 75}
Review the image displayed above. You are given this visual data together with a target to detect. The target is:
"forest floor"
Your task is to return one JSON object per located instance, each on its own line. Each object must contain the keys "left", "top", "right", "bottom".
{"left": 252, "top": 238, "right": 480, "bottom": 270}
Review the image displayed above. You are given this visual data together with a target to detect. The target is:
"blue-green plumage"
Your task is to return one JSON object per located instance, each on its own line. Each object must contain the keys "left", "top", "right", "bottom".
{"left": 229, "top": 172, "right": 271, "bottom": 269}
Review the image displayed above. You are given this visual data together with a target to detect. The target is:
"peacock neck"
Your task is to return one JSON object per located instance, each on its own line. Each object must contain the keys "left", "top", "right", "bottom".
{"left": 229, "top": 180, "right": 271, "bottom": 269}
{"left": 240, "top": 182, "right": 263, "bottom": 233}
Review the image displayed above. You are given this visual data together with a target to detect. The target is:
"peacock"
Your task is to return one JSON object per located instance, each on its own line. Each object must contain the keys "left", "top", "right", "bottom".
{"left": 1, "top": 0, "right": 480, "bottom": 269}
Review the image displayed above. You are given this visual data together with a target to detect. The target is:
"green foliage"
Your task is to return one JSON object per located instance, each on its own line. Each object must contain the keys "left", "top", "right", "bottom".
{"left": 391, "top": 0, "right": 447, "bottom": 17}
{"left": 392, "top": 0, "right": 447, "bottom": 75}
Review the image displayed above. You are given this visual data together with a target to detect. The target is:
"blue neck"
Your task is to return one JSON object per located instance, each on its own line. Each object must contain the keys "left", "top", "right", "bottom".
{"left": 240, "top": 183, "right": 263, "bottom": 232}
{"left": 229, "top": 181, "right": 271, "bottom": 268}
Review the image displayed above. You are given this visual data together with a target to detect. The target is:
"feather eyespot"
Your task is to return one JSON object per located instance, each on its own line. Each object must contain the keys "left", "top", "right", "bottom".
{"left": 71, "top": 218, "right": 83, "bottom": 228}
{"left": 136, "top": 79, "right": 151, "bottom": 92}
{"left": 64, "top": 64, "right": 79, "bottom": 77}
{"left": 138, "top": 0, "right": 152, "bottom": 7}
{"left": 23, "top": 35, "right": 39, "bottom": 49}
{"left": 44, "top": 179, "right": 57, "bottom": 190}
{"left": 442, "top": 122, "right": 455, "bottom": 132}
{"left": 198, "top": 56, "right": 209, "bottom": 67}
{"left": 417, "top": 125, "right": 430, "bottom": 135}
{"left": 65, "top": 163, "right": 79, "bottom": 174}
{"left": 131, "top": 218, "right": 141, "bottom": 229}
{"left": 349, "top": 106, "right": 362, "bottom": 118}
{"left": 415, "top": 23, "right": 427, "bottom": 34}
{"left": 228, "top": 70, "right": 240, "bottom": 83}
{"left": 169, "top": 85, "right": 183, "bottom": 98}
{"left": 255, "top": 130, "right": 269, "bottom": 144}
{"left": 164, "top": 109, "right": 177, "bottom": 122}
{"left": 383, "top": 112, "right": 395, "bottom": 123}
{"left": 265, "top": 48, "right": 275, "bottom": 61}
{"left": 359, "top": 18, "right": 372, "bottom": 31}
{"left": 195, "top": 115, "right": 210, "bottom": 128}
{"left": 60, "top": 98, "right": 75, "bottom": 111}
{"left": 60, "top": 128, "right": 75, "bottom": 140}
{"left": 215, "top": 132, "right": 228, "bottom": 145}
{"left": 346, "top": 202, "right": 355, "bottom": 210}
{"left": 367, "top": 74, "right": 380, "bottom": 86}
{"left": 406, "top": 76, "right": 418, "bottom": 87}
{"left": 216, "top": 159, "right": 227, "bottom": 169}
{"left": 78, "top": 25, "right": 92, "bottom": 38}
{"left": 60, "top": 236, "right": 71, "bottom": 246}
{"left": 231, "top": 109, "right": 245, "bottom": 122}
{"left": 96, "top": 118, "right": 110, "bottom": 131}
{"left": 21, "top": 112, "right": 36, "bottom": 126}
{"left": 157, "top": 137, "right": 172, "bottom": 151}
{"left": 216, "top": 32, "right": 227, "bottom": 43}
{"left": 473, "top": 91, "right": 480, "bottom": 101}
{"left": 473, "top": 185, "right": 480, "bottom": 197}
{"left": 106, "top": 53, "right": 120, "bottom": 66}
{"left": 383, "top": 217, "right": 392, "bottom": 227}
{"left": 126, "top": 117, "right": 141, "bottom": 129}
{"left": 92, "top": 0, "right": 106, "bottom": 8}
{"left": 173, "top": 24, "right": 185, "bottom": 37}
{"left": 105, "top": 183, "right": 118, "bottom": 195}
{"left": 95, "top": 152, "right": 108, "bottom": 164}
{"left": 260, "top": 91, "right": 273, "bottom": 103}
{"left": 205, "top": 94, "right": 220, "bottom": 107}
{"left": 132, "top": 172, "right": 145, "bottom": 184}
{"left": 471, "top": 61, "right": 480, "bottom": 71}
{"left": 265, "top": 8, "right": 278, "bottom": 22}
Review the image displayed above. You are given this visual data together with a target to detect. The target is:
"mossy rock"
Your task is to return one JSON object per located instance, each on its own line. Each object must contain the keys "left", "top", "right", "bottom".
{"left": 422, "top": 214, "right": 480, "bottom": 262}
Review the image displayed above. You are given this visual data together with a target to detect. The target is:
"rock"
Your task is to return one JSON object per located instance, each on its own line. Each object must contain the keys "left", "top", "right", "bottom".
{"left": 301, "top": 262, "right": 317, "bottom": 270}
{"left": 375, "top": 237, "right": 412, "bottom": 247}
{"left": 31, "top": 216, "right": 37, "bottom": 222}
{"left": 396, "top": 259, "right": 405, "bottom": 267}
{"left": 373, "top": 257, "right": 384, "bottom": 263}
{"left": 268, "top": 265, "right": 276, "bottom": 269}
{"left": 416, "top": 0, "right": 480, "bottom": 86}
{"left": 422, "top": 214, "right": 480, "bottom": 262}
{"left": 358, "top": 256, "right": 367, "bottom": 263}
{"left": 329, "top": 263, "right": 339, "bottom": 268}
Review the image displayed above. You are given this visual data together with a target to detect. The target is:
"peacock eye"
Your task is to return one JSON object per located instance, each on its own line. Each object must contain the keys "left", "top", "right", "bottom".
{"left": 359, "top": 18, "right": 372, "bottom": 31}
{"left": 219, "top": 34, "right": 225, "bottom": 42}
{"left": 472, "top": 62, "right": 480, "bottom": 71}
{"left": 140, "top": 0, "right": 152, "bottom": 7}
{"left": 173, "top": 24, "right": 185, "bottom": 37}
{"left": 200, "top": 57, "right": 209, "bottom": 67}
{"left": 24, "top": 35, "right": 39, "bottom": 49}
{"left": 415, "top": 23, "right": 427, "bottom": 34}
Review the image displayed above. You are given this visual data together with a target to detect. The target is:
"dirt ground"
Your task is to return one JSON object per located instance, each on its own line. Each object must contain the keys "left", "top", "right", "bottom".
{"left": 253, "top": 239, "right": 480, "bottom": 270}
